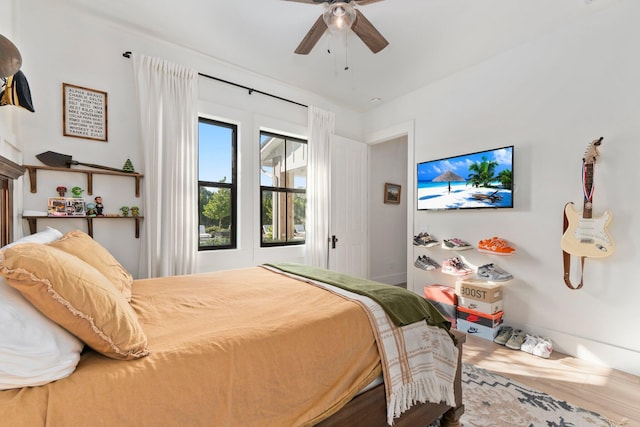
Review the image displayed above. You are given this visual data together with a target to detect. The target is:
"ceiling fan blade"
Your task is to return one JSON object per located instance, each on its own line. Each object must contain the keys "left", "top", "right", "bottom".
{"left": 354, "top": 0, "right": 385, "bottom": 5}
{"left": 295, "top": 15, "right": 327, "bottom": 54}
{"left": 282, "top": 0, "right": 322, "bottom": 3}
{"left": 351, "top": 9, "right": 388, "bottom": 53}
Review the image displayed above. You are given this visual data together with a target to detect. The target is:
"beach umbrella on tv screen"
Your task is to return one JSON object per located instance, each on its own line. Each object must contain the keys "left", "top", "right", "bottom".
{"left": 433, "top": 170, "right": 465, "bottom": 193}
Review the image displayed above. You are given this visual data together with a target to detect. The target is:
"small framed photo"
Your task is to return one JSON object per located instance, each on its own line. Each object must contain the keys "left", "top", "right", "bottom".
{"left": 63, "top": 83, "right": 108, "bottom": 141}
{"left": 384, "top": 183, "right": 401, "bottom": 204}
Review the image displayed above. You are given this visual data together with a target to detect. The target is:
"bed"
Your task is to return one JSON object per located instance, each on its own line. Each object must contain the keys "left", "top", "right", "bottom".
{"left": 0, "top": 159, "right": 464, "bottom": 427}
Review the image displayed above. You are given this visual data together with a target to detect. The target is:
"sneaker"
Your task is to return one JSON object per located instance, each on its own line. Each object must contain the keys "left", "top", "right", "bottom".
{"left": 476, "top": 263, "right": 513, "bottom": 282}
{"left": 533, "top": 337, "right": 553, "bottom": 358}
{"left": 520, "top": 334, "right": 541, "bottom": 354}
{"left": 414, "top": 255, "right": 439, "bottom": 271}
{"left": 493, "top": 326, "right": 513, "bottom": 345}
{"left": 413, "top": 233, "right": 439, "bottom": 247}
{"left": 442, "top": 238, "right": 473, "bottom": 251}
{"left": 478, "top": 236, "right": 516, "bottom": 255}
{"left": 441, "top": 257, "right": 473, "bottom": 276}
{"left": 505, "top": 329, "right": 527, "bottom": 350}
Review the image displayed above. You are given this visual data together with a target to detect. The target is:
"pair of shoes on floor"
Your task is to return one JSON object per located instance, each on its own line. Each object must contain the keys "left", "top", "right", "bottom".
{"left": 476, "top": 263, "right": 513, "bottom": 282}
{"left": 441, "top": 257, "right": 473, "bottom": 275}
{"left": 413, "top": 232, "right": 439, "bottom": 247}
{"left": 478, "top": 236, "right": 516, "bottom": 255}
{"left": 521, "top": 334, "right": 553, "bottom": 358}
{"left": 414, "top": 255, "right": 440, "bottom": 271}
{"left": 495, "top": 326, "right": 553, "bottom": 358}
{"left": 442, "top": 238, "right": 473, "bottom": 251}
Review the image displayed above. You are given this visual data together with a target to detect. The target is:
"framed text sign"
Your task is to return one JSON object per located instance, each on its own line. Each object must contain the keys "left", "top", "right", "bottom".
{"left": 62, "top": 83, "right": 108, "bottom": 141}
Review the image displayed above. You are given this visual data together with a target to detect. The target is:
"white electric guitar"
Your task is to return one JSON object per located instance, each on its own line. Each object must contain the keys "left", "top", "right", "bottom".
{"left": 561, "top": 137, "right": 614, "bottom": 258}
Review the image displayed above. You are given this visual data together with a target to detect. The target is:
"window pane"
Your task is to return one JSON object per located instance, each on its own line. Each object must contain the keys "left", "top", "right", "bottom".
{"left": 199, "top": 185, "right": 232, "bottom": 248}
{"left": 261, "top": 190, "right": 306, "bottom": 244}
{"left": 287, "top": 140, "right": 307, "bottom": 190}
{"left": 199, "top": 121, "right": 233, "bottom": 184}
{"left": 260, "top": 135, "right": 285, "bottom": 187}
{"left": 292, "top": 192, "right": 306, "bottom": 241}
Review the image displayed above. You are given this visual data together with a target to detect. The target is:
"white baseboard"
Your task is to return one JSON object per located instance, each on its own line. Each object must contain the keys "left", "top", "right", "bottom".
{"left": 525, "top": 327, "right": 640, "bottom": 377}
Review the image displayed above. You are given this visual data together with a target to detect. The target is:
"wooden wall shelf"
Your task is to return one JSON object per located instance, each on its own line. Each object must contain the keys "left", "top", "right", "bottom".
{"left": 24, "top": 165, "right": 143, "bottom": 197}
{"left": 23, "top": 215, "right": 144, "bottom": 239}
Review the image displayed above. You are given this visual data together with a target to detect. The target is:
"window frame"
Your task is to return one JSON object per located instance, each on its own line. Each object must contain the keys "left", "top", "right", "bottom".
{"left": 259, "top": 130, "right": 307, "bottom": 248}
{"left": 198, "top": 117, "right": 237, "bottom": 251}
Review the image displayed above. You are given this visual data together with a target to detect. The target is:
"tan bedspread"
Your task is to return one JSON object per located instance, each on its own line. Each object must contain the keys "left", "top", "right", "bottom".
{"left": 0, "top": 267, "right": 381, "bottom": 427}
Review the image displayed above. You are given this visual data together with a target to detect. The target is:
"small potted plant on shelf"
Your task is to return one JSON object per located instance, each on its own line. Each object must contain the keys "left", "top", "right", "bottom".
{"left": 56, "top": 186, "right": 67, "bottom": 197}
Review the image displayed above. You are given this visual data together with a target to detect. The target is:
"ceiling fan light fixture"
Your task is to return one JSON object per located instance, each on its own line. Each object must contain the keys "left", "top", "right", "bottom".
{"left": 323, "top": 2, "right": 356, "bottom": 34}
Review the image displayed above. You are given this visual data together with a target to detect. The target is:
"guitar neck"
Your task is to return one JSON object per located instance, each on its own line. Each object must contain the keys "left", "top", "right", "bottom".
{"left": 583, "top": 163, "right": 594, "bottom": 219}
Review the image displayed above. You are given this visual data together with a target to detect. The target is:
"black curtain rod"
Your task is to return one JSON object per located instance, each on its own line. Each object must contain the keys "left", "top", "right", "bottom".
{"left": 122, "top": 51, "right": 308, "bottom": 109}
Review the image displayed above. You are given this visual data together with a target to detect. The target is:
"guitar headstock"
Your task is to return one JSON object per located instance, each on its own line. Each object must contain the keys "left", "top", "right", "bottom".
{"left": 583, "top": 137, "right": 603, "bottom": 165}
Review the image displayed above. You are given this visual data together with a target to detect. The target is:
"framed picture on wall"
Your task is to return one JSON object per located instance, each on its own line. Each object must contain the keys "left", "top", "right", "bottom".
{"left": 384, "top": 183, "right": 401, "bottom": 204}
{"left": 62, "top": 83, "right": 108, "bottom": 142}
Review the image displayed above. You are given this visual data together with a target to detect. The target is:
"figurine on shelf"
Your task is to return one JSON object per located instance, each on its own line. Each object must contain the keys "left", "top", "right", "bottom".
{"left": 123, "top": 159, "right": 135, "bottom": 173}
{"left": 120, "top": 206, "right": 130, "bottom": 217}
{"left": 85, "top": 202, "right": 97, "bottom": 217}
{"left": 131, "top": 206, "right": 140, "bottom": 217}
{"left": 71, "top": 186, "right": 84, "bottom": 197}
{"left": 56, "top": 186, "right": 67, "bottom": 197}
{"left": 95, "top": 196, "right": 104, "bottom": 216}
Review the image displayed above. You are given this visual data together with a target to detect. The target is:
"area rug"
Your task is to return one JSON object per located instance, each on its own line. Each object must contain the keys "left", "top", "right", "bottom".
{"left": 436, "top": 363, "right": 613, "bottom": 426}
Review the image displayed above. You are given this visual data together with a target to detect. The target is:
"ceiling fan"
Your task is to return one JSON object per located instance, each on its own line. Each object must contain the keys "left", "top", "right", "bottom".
{"left": 285, "top": 0, "right": 389, "bottom": 55}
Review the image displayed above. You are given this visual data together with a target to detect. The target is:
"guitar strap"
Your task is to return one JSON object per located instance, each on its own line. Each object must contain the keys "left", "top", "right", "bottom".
{"left": 562, "top": 203, "right": 585, "bottom": 290}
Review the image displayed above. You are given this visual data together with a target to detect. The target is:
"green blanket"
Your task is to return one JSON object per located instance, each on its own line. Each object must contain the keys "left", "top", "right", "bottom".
{"left": 264, "top": 263, "right": 451, "bottom": 334}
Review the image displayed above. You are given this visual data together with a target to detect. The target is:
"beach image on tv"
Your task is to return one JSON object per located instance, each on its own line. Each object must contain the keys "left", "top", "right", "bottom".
{"left": 417, "top": 146, "right": 513, "bottom": 210}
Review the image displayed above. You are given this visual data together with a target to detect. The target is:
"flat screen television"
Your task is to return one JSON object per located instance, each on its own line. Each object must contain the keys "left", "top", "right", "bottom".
{"left": 417, "top": 145, "right": 513, "bottom": 211}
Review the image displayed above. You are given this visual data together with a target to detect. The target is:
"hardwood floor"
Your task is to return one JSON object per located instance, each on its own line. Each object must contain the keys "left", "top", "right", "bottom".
{"left": 461, "top": 333, "right": 640, "bottom": 426}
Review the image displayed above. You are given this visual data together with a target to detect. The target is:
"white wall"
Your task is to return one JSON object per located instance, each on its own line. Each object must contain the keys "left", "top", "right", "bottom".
{"left": 364, "top": 1, "right": 640, "bottom": 376}
{"left": 11, "top": 0, "right": 364, "bottom": 277}
{"left": 369, "top": 137, "right": 407, "bottom": 285}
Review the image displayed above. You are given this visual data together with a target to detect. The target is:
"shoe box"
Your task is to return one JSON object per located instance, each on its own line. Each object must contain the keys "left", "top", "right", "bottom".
{"left": 456, "top": 306, "right": 504, "bottom": 328}
{"left": 457, "top": 296, "right": 503, "bottom": 315}
{"left": 455, "top": 278, "right": 503, "bottom": 303}
{"left": 456, "top": 318, "right": 503, "bottom": 341}
{"left": 424, "top": 284, "right": 457, "bottom": 328}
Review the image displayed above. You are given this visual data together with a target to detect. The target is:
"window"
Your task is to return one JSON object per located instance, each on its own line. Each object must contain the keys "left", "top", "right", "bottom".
{"left": 198, "top": 118, "right": 237, "bottom": 250}
{"left": 260, "top": 131, "right": 306, "bottom": 246}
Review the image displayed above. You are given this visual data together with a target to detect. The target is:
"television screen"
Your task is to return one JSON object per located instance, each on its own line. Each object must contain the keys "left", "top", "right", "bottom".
{"left": 417, "top": 145, "right": 513, "bottom": 211}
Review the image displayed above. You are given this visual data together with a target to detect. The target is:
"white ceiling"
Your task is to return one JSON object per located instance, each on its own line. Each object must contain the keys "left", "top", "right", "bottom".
{"left": 68, "top": 0, "right": 610, "bottom": 112}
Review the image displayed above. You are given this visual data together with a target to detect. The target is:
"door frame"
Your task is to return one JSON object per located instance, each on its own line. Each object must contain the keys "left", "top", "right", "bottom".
{"left": 364, "top": 120, "right": 415, "bottom": 291}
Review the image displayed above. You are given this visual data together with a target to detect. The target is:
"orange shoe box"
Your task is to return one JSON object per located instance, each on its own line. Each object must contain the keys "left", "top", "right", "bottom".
{"left": 424, "top": 284, "right": 457, "bottom": 305}
{"left": 457, "top": 306, "right": 504, "bottom": 328}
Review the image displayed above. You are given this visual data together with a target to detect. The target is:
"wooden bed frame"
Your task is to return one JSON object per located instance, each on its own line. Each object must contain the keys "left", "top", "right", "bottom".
{"left": 318, "top": 330, "right": 465, "bottom": 427}
{"left": 1, "top": 155, "right": 464, "bottom": 427}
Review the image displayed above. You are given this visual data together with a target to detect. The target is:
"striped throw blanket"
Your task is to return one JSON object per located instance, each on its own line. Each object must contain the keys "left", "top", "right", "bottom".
{"left": 263, "top": 265, "right": 459, "bottom": 425}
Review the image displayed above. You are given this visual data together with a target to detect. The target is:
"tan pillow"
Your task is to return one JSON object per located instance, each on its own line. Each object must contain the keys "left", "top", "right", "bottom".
{"left": 0, "top": 243, "right": 148, "bottom": 360}
{"left": 49, "top": 230, "right": 133, "bottom": 301}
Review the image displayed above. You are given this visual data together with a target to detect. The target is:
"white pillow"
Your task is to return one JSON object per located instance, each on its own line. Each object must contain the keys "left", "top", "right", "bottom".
{"left": 2, "top": 226, "right": 64, "bottom": 249}
{"left": 0, "top": 227, "right": 83, "bottom": 390}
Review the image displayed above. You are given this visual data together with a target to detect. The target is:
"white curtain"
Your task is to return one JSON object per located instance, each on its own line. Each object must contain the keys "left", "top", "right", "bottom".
{"left": 305, "top": 106, "right": 335, "bottom": 268}
{"left": 132, "top": 53, "right": 198, "bottom": 278}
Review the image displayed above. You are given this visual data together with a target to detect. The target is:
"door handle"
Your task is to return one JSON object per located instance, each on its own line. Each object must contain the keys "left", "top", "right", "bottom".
{"left": 331, "top": 235, "right": 339, "bottom": 249}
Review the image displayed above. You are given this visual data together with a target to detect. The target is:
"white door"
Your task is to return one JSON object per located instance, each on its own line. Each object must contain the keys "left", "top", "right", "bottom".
{"left": 328, "top": 135, "right": 368, "bottom": 277}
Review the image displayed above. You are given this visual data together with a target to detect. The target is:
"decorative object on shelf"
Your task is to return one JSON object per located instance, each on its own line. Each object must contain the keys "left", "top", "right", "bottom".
{"left": 56, "top": 186, "right": 67, "bottom": 197}
{"left": 71, "top": 186, "right": 84, "bottom": 197}
{"left": 122, "top": 159, "right": 135, "bottom": 173}
{"left": 94, "top": 196, "right": 104, "bottom": 216}
{"left": 26, "top": 164, "right": 142, "bottom": 196}
{"left": 62, "top": 83, "right": 107, "bottom": 142}
{"left": 131, "top": 206, "right": 140, "bottom": 217}
{"left": 85, "top": 202, "right": 97, "bottom": 217}
{"left": 47, "top": 197, "right": 85, "bottom": 216}
{"left": 1, "top": 70, "right": 35, "bottom": 113}
{"left": 120, "top": 206, "right": 130, "bottom": 217}
{"left": 384, "top": 182, "right": 401, "bottom": 204}
{"left": 36, "top": 151, "right": 127, "bottom": 173}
